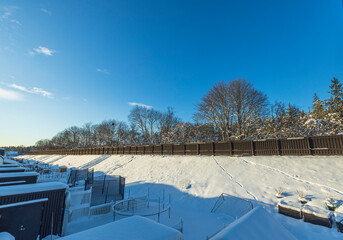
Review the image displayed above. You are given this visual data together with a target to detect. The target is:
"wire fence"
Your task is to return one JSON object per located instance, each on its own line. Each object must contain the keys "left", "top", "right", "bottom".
{"left": 113, "top": 193, "right": 171, "bottom": 223}
{"left": 90, "top": 175, "right": 125, "bottom": 206}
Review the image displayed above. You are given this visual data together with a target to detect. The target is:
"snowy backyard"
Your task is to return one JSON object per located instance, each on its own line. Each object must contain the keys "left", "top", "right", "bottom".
{"left": 15, "top": 154, "right": 343, "bottom": 239}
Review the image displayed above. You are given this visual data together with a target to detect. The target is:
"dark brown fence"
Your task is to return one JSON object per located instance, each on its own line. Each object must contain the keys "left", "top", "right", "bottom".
{"left": 30, "top": 135, "right": 343, "bottom": 156}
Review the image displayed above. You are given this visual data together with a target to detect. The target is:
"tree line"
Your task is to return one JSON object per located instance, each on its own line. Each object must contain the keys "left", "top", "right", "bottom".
{"left": 34, "top": 78, "right": 343, "bottom": 150}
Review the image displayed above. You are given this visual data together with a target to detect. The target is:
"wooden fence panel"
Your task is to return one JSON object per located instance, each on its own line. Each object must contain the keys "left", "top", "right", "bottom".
{"left": 174, "top": 144, "right": 185, "bottom": 155}
{"left": 214, "top": 142, "right": 231, "bottom": 156}
{"left": 310, "top": 136, "right": 343, "bottom": 155}
{"left": 154, "top": 145, "right": 162, "bottom": 155}
{"left": 162, "top": 144, "right": 173, "bottom": 155}
{"left": 145, "top": 146, "right": 153, "bottom": 155}
{"left": 136, "top": 146, "right": 144, "bottom": 155}
{"left": 116, "top": 147, "right": 123, "bottom": 154}
{"left": 279, "top": 138, "right": 310, "bottom": 155}
{"left": 123, "top": 146, "right": 130, "bottom": 154}
{"left": 254, "top": 139, "right": 279, "bottom": 156}
{"left": 185, "top": 143, "right": 197, "bottom": 155}
{"left": 199, "top": 143, "right": 213, "bottom": 156}
{"left": 232, "top": 141, "right": 253, "bottom": 156}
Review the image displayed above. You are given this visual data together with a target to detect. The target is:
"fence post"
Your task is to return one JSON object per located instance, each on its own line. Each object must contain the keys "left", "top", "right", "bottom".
{"left": 161, "top": 145, "right": 163, "bottom": 155}
{"left": 251, "top": 140, "right": 255, "bottom": 156}
{"left": 277, "top": 139, "right": 281, "bottom": 156}
{"left": 197, "top": 143, "right": 200, "bottom": 155}
{"left": 230, "top": 141, "right": 233, "bottom": 156}
{"left": 212, "top": 142, "right": 215, "bottom": 156}
{"left": 307, "top": 137, "right": 312, "bottom": 155}
{"left": 172, "top": 144, "right": 174, "bottom": 155}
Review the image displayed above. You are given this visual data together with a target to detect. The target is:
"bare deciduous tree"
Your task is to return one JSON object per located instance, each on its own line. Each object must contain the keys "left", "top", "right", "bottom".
{"left": 229, "top": 79, "right": 269, "bottom": 138}
{"left": 194, "top": 79, "right": 268, "bottom": 140}
{"left": 158, "top": 107, "right": 180, "bottom": 143}
{"left": 194, "top": 81, "right": 232, "bottom": 141}
{"left": 128, "top": 106, "right": 162, "bottom": 144}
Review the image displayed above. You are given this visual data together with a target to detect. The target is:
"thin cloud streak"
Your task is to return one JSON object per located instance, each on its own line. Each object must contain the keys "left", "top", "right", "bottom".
{"left": 10, "top": 19, "right": 21, "bottom": 25}
{"left": 1, "top": 6, "right": 20, "bottom": 28}
{"left": 128, "top": 102, "right": 153, "bottom": 109}
{"left": 96, "top": 68, "right": 110, "bottom": 75}
{"left": 8, "top": 84, "right": 53, "bottom": 98}
{"left": 29, "top": 46, "right": 56, "bottom": 56}
{"left": 41, "top": 8, "right": 52, "bottom": 15}
{"left": 0, "top": 88, "right": 23, "bottom": 101}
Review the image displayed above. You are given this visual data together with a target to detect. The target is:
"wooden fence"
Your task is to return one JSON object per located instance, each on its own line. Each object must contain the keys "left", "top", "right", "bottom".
{"left": 29, "top": 135, "right": 343, "bottom": 156}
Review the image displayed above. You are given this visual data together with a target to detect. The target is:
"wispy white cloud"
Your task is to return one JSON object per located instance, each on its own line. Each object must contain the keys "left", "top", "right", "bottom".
{"left": 96, "top": 68, "right": 110, "bottom": 75}
{"left": 41, "top": 8, "right": 52, "bottom": 15}
{"left": 8, "top": 84, "right": 53, "bottom": 98}
{"left": 1, "top": 11, "right": 11, "bottom": 20}
{"left": 31, "top": 87, "right": 52, "bottom": 97}
{"left": 10, "top": 19, "right": 21, "bottom": 26}
{"left": 0, "top": 87, "right": 23, "bottom": 101}
{"left": 29, "top": 46, "right": 56, "bottom": 56}
{"left": 63, "top": 96, "right": 71, "bottom": 100}
{"left": 9, "top": 84, "right": 28, "bottom": 92}
{"left": 0, "top": 6, "right": 19, "bottom": 22}
{"left": 128, "top": 102, "right": 153, "bottom": 109}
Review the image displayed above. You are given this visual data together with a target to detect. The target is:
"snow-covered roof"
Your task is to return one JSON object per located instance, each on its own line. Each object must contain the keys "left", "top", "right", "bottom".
{"left": 0, "top": 182, "right": 68, "bottom": 197}
{"left": 3, "top": 158, "right": 20, "bottom": 165}
{"left": 5, "top": 151, "right": 18, "bottom": 155}
{"left": 0, "top": 167, "right": 25, "bottom": 172}
{"left": 60, "top": 216, "right": 183, "bottom": 240}
{"left": 0, "top": 172, "right": 39, "bottom": 178}
{"left": 0, "top": 164, "right": 20, "bottom": 168}
{"left": 210, "top": 207, "right": 296, "bottom": 240}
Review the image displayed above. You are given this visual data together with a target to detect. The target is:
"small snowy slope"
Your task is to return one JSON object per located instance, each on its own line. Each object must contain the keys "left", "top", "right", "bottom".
{"left": 60, "top": 215, "right": 183, "bottom": 240}
{"left": 47, "top": 155, "right": 102, "bottom": 168}
{"left": 211, "top": 207, "right": 296, "bottom": 240}
{"left": 215, "top": 156, "right": 343, "bottom": 206}
{"left": 79, "top": 155, "right": 111, "bottom": 169}
{"left": 92, "top": 155, "right": 136, "bottom": 175}
{"left": 242, "top": 156, "right": 343, "bottom": 189}
{"left": 98, "top": 155, "right": 232, "bottom": 198}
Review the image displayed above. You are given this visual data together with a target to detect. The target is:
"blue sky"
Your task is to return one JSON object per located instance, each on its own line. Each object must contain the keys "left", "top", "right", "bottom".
{"left": 0, "top": 0, "right": 342, "bottom": 146}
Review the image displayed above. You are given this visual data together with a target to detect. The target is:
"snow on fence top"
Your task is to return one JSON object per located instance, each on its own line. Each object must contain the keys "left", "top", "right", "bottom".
{"left": 60, "top": 215, "right": 183, "bottom": 240}
{"left": 210, "top": 207, "right": 297, "bottom": 240}
{"left": 0, "top": 182, "right": 67, "bottom": 196}
{"left": 0, "top": 198, "right": 48, "bottom": 209}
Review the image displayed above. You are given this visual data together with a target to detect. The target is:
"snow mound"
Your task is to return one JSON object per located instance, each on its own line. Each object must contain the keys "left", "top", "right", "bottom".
{"left": 210, "top": 207, "right": 296, "bottom": 240}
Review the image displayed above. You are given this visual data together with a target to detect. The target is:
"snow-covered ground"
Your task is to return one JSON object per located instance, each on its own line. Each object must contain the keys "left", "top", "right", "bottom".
{"left": 17, "top": 154, "right": 343, "bottom": 239}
